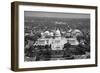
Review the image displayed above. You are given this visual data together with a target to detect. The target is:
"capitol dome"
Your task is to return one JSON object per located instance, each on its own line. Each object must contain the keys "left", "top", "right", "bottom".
{"left": 55, "top": 29, "right": 61, "bottom": 36}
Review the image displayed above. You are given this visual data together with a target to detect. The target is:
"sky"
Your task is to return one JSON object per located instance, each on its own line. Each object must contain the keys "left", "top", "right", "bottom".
{"left": 24, "top": 11, "right": 90, "bottom": 19}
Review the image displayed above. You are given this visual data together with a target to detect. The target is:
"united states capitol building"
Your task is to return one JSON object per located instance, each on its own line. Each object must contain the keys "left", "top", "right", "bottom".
{"left": 34, "top": 28, "right": 82, "bottom": 50}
